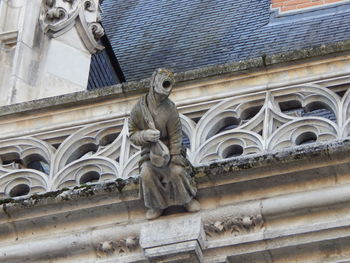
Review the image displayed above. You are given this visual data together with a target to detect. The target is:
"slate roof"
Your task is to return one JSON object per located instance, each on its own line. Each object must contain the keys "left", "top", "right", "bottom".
{"left": 87, "top": 36, "right": 125, "bottom": 90}
{"left": 87, "top": 50, "right": 118, "bottom": 90}
{"left": 99, "top": 0, "right": 350, "bottom": 82}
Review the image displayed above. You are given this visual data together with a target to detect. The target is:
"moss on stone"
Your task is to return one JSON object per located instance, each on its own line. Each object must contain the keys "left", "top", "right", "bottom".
{"left": 0, "top": 198, "right": 14, "bottom": 206}
{"left": 1, "top": 139, "right": 349, "bottom": 209}
{"left": 194, "top": 139, "right": 350, "bottom": 179}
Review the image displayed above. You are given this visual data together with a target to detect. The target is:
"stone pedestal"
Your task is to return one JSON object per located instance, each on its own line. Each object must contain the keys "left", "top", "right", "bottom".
{"left": 140, "top": 215, "right": 205, "bottom": 263}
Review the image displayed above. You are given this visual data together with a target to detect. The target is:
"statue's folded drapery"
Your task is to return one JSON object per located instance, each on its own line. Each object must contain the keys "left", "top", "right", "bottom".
{"left": 129, "top": 93, "right": 196, "bottom": 210}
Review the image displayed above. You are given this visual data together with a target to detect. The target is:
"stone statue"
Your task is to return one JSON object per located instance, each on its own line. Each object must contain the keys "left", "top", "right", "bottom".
{"left": 129, "top": 69, "right": 200, "bottom": 220}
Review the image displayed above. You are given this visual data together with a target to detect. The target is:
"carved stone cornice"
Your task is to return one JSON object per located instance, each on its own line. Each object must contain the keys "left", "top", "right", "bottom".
{"left": 0, "top": 30, "right": 18, "bottom": 47}
{"left": 39, "top": 0, "right": 104, "bottom": 53}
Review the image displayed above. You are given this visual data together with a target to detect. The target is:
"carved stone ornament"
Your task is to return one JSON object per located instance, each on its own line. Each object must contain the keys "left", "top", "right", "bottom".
{"left": 204, "top": 215, "right": 264, "bottom": 238}
{"left": 97, "top": 236, "right": 139, "bottom": 256}
{"left": 39, "top": 0, "right": 104, "bottom": 53}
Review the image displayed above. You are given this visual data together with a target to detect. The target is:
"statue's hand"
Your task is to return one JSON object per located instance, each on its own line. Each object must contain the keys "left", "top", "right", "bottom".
{"left": 143, "top": 129, "right": 160, "bottom": 142}
{"left": 171, "top": 154, "right": 186, "bottom": 167}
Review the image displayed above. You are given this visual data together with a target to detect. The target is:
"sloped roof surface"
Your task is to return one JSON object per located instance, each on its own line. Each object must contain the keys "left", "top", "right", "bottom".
{"left": 88, "top": 50, "right": 119, "bottom": 90}
{"left": 101, "top": 0, "right": 350, "bottom": 81}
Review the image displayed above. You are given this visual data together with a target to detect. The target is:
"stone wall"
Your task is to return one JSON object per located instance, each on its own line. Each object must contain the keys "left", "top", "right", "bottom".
{"left": 0, "top": 0, "right": 104, "bottom": 105}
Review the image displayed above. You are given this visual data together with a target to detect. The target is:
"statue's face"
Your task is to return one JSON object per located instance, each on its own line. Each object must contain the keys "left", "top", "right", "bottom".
{"left": 153, "top": 73, "right": 174, "bottom": 98}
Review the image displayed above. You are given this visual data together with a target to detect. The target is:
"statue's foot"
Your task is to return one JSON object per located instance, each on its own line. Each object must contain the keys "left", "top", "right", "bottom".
{"left": 146, "top": 208, "right": 163, "bottom": 220}
{"left": 185, "top": 199, "right": 201, "bottom": 212}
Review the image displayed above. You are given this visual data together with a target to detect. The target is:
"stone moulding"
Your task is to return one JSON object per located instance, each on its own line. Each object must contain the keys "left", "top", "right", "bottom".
{"left": 0, "top": 30, "right": 18, "bottom": 47}
{"left": 0, "top": 138, "right": 347, "bottom": 206}
{"left": 39, "top": 0, "right": 104, "bottom": 53}
{"left": 97, "top": 236, "right": 140, "bottom": 257}
{"left": 0, "top": 140, "right": 349, "bottom": 262}
{"left": 204, "top": 214, "right": 264, "bottom": 238}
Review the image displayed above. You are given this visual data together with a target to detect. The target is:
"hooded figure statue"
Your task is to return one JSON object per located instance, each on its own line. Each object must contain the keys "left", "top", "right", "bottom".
{"left": 129, "top": 69, "right": 200, "bottom": 220}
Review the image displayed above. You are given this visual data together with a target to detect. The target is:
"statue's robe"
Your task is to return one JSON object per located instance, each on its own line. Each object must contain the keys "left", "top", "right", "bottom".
{"left": 129, "top": 95, "right": 196, "bottom": 209}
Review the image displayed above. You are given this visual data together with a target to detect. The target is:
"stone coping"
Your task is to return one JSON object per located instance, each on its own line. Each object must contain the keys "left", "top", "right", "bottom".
{"left": 0, "top": 40, "right": 350, "bottom": 118}
{"left": 196, "top": 138, "right": 350, "bottom": 179}
{"left": 1, "top": 139, "right": 348, "bottom": 210}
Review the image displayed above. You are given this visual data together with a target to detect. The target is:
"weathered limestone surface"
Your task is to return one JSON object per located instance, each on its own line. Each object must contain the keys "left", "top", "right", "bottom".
{"left": 140, "top": 215, "right": 205, "bottom": 262}
{"left": 0, "top": 0, "right": 103, "bottom": 105}
{"left": 0, "top": 140, "right": 349, "bottom": 262}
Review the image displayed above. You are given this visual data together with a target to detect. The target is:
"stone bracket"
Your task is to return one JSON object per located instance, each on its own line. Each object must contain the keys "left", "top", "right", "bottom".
{"left": 140, "top": 215, "right": 205, "bottom": 263}
{"left": 145, "top": 240, "right": 203, "bottom": 263}
{"left": 0, "top": 30, "right": 18, "bottom": 47}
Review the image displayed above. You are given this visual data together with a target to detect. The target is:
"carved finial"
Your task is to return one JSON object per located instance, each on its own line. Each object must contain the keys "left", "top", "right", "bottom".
{"left": 39, "top": 0, "right": 104, "bottom": 53}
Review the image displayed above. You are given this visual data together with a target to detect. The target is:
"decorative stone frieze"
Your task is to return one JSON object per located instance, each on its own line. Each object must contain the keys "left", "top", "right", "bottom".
{"left": 39, "top": 0, "right": 104, "bottom": 53}
{"left": 97, "top": 236, "right": 140, "bottom": 256}
{"left": 204, "top": 214, "right": 264, "bottom": 238}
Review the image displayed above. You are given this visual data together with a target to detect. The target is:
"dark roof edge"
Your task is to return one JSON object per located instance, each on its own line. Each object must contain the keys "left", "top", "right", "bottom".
{"left": 1, "top": 39, "right": 350, "bottom": 117}
{"left": 100, "top": 34, "right": 126, "bottom": 83}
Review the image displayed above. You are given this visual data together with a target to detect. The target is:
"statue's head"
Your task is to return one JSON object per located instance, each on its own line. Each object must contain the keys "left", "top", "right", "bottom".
{"left": 150, "top": 69, "right": 175, "bottom": 98}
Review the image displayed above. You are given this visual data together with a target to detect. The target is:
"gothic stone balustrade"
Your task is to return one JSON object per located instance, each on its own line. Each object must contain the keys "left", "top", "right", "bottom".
{"left": 0, "top": 82, "right": 348, "bottom": 198}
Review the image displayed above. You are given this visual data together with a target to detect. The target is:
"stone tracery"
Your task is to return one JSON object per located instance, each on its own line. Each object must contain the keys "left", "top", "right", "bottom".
{"left": 0, "top": 84, "right": 348, "bottom": 198}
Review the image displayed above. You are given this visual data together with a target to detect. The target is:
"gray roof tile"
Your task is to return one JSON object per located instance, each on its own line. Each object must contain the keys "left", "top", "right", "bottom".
{"left": 100, "top": 0, "right": 350, "bottom": 81}
{"left": 88, "top": 50, "right": 118, "bottom": 90}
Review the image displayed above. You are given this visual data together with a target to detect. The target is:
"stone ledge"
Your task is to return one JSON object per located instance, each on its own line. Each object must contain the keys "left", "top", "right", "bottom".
{"left": 2, "top": 182, "right": 350, "bottom": 262}
{"left": 196, "top": 139, "right": 350, "bottom": 181}
{"left": 0, "top": 139, "right": 348, "bottom": 214}
{"left": 0, "top": 30, "right": 18, "bottom": 45}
